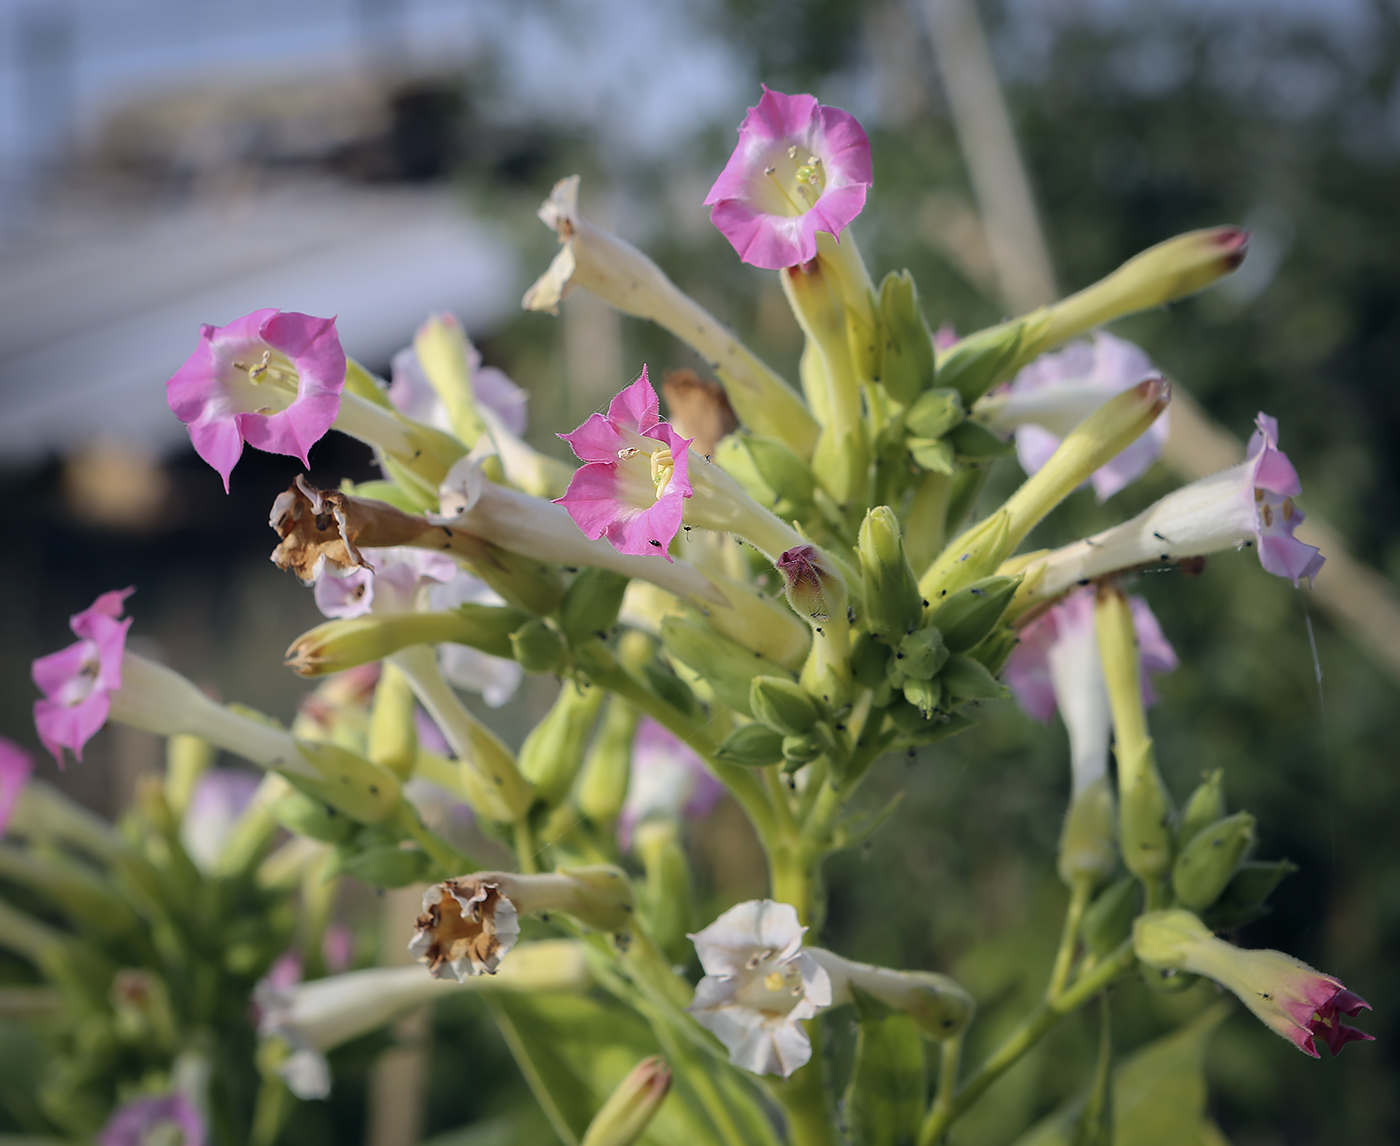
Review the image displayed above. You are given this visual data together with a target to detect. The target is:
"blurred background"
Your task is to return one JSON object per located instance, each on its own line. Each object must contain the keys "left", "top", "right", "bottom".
{"left": 1, "top": 0, "right": 1397, "bottom": 1142}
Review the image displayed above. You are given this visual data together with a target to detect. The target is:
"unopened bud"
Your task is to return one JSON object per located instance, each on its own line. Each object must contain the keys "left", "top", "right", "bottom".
{"left": 265, "top": 785, "right": 355, "bottom": 845}
{"left": 937, "top": 313, "right": 1050, "bottom": 404}
{"left": 908, "top": 436, "right": 955, "bottom": 474}
{"left": 576, "top": 698, "right": 640, "bottom": 826}
{"left": 897, "top": 628, "right": 949, "bottom": 681}
{"left": 559, "top": 567, "right": 630, "bottom": 647}
{"left": 518, "top": 681, "right": 605, "bottom": 809}
{"left": 947, "top": 420, "right": 1015, "bottom": 460}
{"left": 286, "top": 607, "right": 525, "bottom": 677}
{"left": 782, "top": 731, "right": 826, "bottom": 767}
{"left": 938, "top": 652, "right": 1007, "bottom": 703}
{"left": 510, "top": 619, "right": 567, "bottom": 675}
{"left": 1172, "top": 811, "right": 1256, "bottom": 912}
{"left": 742, "top": 436, "right": 817, "bottom": 505}
{"left": 750, "top": 676, "right": 822, "bottom": 736}
{"left": 366, "top": 661, "right": 417, "bottom": 780}
{"left": 1177, "top": 770, "right": 1227, "bottom": 850}
{"left": 714, "top": 723, "right": 785, "bottom": 767}
{"left": 904, "top": 387, "right": 965, "bottom": 440}
{"left": 1205, "top": 858, "right": 1298, "bottom": 930}
{"left": 1059, "top": 776, "right": 1117, "bottom": 888}
{"left": 776, "top": 544, "right": 847, "bottom": 625}
{"left": 928, "top": 575, "right": 1022, "bottom": 653}
{"left": 660, "top": 616, "right": 793, "bottom": 717}
{"left": 290, "top": 739, "right": 402, "bottom": 824}
{"left": 858, "top": 507, "right": 922, "bottom": 641}
{"left": 876, "top": 270, "right": 937, "bottom": 405}
{"left": 580, "top": 1056, "right": 672, "bottom": 1146}
{"left": 1081, "top": 875, "right": 1139, "bottom": 958}
{"left": 901, "top": 677, "right": 943, "bottom": 718}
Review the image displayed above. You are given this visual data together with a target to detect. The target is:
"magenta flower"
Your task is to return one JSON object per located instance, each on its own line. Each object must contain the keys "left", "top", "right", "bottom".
{"left": 557, "top": 368, "right": 694, "bottom": 560}
{"left": 98, "top": 1093, "right": 205, "bottom": 1146}
{"left": 0, "top": 738, "right": 34, "bottom": 837}
{"left": 1135, "top": 910, "right": 1374, "bottom": 1058}
{"left": 704, "top": 87, "right": 873, "bottom": 270}
{"left": 1245, "top": 414, "right": 1325, "bottom": 585}
{"left": 618, "top": 718, "right": 724, "bottom": 851}
{"left": 167, "top": 309, "right": 346, "bottom": 491}
{"left": 980, "top": 333, "right": 1168, "bottom": 502}
{"left": 32, "top": 588, "right": 134, "bottom": 767}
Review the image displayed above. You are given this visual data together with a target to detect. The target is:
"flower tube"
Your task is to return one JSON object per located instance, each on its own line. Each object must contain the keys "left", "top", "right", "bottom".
{"left": 1134, "top": 910, "right": 1373, "bottom": 1058}
{"left": 686, "top": 899, "right": 832, "bottom": 1078}
{"left": 1008, "top": 413, "right": 1324, "bottom": 607}
{"left": 805, "top": 948, "right": 973, "bottom": 1040}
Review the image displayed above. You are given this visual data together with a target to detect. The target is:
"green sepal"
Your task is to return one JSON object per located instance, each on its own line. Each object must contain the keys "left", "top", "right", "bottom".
{"left": 876, "top": 269, "right": 937, "bottom": 405}
{"left": 907, "top": 437, "right": 956, "bottom": 475}
{"left": 939, "top": 652, "right": 1009, "bottom": 702}
{"left": 660, "top": 615, "right": 793, "bottom": 717}
{"left": 1176, "top": 770, "right": 1226, "bottom": 851}
{"left": 896, "top": 627, "right": 949, "bottom": 681}
{"left": 833, "top": 793, "right": 903, "bottom": 851}
{"left": 929, "top": 575, "right": 1023, "bottom": 652}
{"left": 744, "top": 435, "right": 817, "bottom": 505}
{"left": 948, "top": 420, "right": 1015, "bottom": 460}
{"left": 842, "top": 983, "right": 926, "bottom": 1146}
{"left": 1171, "top": 811, "right": 1256, "bottom": 911}
{"left": 341, "top": 478, "right": 422, "bottom": 513}
{"left": 781, "top": 727, "right": 830, "bottom": 766}
{"left": 337, "top": 843, "right": 436, "bottom": 888}
{"left": 858, "top": 506, "right": 924, "bottom": 641}
{"left": 1202, "top": 858, "right": 1298, "bottom": 931}
{"left": 968, "top": 628, "right": 1019, "bottom": 676}
{"left": 641, "top": 664, "right": 700, "bottom": 720}
{"left": 559, "top": 567, "right": 630, "bottom": 647}
{"left": 264, "top": 786, "right": 356, "bottom": 844}
{"left": 936, "top": 314, "right": 1048, "bottom": 405}
{"left": 901, "top": 677, "right": 943, "bottom": 718}
{"left": 905, "top": 387, "right": 965, "bottom": 440}
{"left": 715, "top": 723, "right": 785, "bottom": 767}
{"left": 288, "top": 739, "right": 402, "bottom": 824}
{"left": 750, "top": 675, "right": 822, "bottom": 736}
{"left": 851, "top": 631, "right": 892, "bottom": 689}
{"left": 888, "top": 706, "right": 977, "bottom": 746}
{"left": 1081, "top": 875, "right": 1139, "bottom": 959}
{"left": 511, "top": 619, "right": 568, "bottom": 675}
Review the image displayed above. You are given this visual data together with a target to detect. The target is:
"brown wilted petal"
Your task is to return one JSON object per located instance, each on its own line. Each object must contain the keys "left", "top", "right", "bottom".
{"left": 269, "top": 476, "right": 434, "bottom": 583}
{"left": 408, "top": 879, "right": 521, "bottom": 981}
{"left": 662, "top": 369, "right": 738, "bottom": 458}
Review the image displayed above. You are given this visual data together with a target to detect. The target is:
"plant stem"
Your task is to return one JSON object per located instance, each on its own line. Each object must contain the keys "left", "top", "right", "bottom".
{"left": 771, "top": 1024, "right": 839, "bottom": 1146}
{"left": 394, "top": 801, "right": 475, "bottom": 876}
{"left": 513, "top": 816, "right": 539, "bottom": 875}
{"left": 930, "top": 1033, "right": 964, "bottom": 1124}
{"left": 916, "top": 940, "right": 1135, "bottom": 1145}
{"left": 1047, "top": 879, "right": 1091, "bottom": 1001}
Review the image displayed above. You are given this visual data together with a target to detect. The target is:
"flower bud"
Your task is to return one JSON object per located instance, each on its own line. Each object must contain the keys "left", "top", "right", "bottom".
{"left": 518, "top": 680, "right": 605, "bottom": 809}
{"left": 858, "top": 508, "right": 923, "bottom": 641}
{"left": 510, "top": 619, "right": 567, "bottom": 675}
{"left": 900, "top": 677, "right": 943, "bottom": 718}
{"left": 776, "top": 545, "right": 847, "bottom": 624}
{"left": 1176, "top": 770, "right": 1226, "bottom": 850}
{"left": 1059, "top": 775, "right": 1117, "bottom": 889}
{"left": 1172, "top": 811, "right": 1256, "bottom": 912}
{"left": 1081, "top": 875, "right": 1138, "bottom": 958}
{"left": 580, "top": 1056, "right": 672, "bottom": 1146}
{"left": 559, "top": 567, "right": 630, "bottom": 647}
{"left": 750, "top": 676, "right": 822, "bottom": 736}
{"left": 659, "top": 615, "right": 793, "bottom": 717}
{"left": 877, "top": 270, "right": 937, "bottom": 405}
{"left": 928, "top": 574, "right": 1022, "bottom": 652}
{"left": 286, "top": 606, "right": 524, "bottom": 677}
{"left": 576, "top": 698, "right": 640, "bottom": 826}
{"left": 366, "top": 661, "right": 417, "bottom": 780}
{"left": 714, "top": 723, "right": 785, "bottom": 768}
{"left": 938, "top": 652, "right": 1007, "bottom": 703}
{"left": 1133, "top": 908, "right": 1373, "bottom": 1057}
{"left": 937, "top": 313, "right": 1051, "bottom": 404}
{"left": 904, "top": 387, "right": 965, "bottom": 440}
{"left": 907, "top": 436, "right": 955, "bottom": 474}
{"left": 896, "top": 628, "right": 949, "bottom": 681}
{"left": 741, "top": 435, "right": 817, "bottom": 505}
{"left": 290, "top": 739, "right": 403, "bottom": 824}
{"left": 1205, "top": 858, "right": 1297, "bottom": 930}
{"left": 782, "top": 730, "right": 827, "bottom": 766}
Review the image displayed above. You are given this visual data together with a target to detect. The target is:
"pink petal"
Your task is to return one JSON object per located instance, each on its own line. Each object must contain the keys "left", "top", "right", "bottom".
{"left": 1252, "top": 444, "right": 1302, "bottom": 498}
{"left": 84, "top": 587, "right": 135, "bottom": 622}
{"left": 34, "top": 689, "right": 111, "bottom": 766}
{"left": 187, "top": 414, "right": 245, "bottom": 493}
{"left": 605, "top": 493, "right": 684, "bottom": 561}
{"left": 1257, "top": 529, "right": 1325, "bottom": 586}
{"left": 644, "top": 422, "right": 694, "bottom": 498}
{"left": 607, "top": 368, "right": 660, "bottom": 433}
{"left": 0, "top": 738, "right": 34, "bottom": 837}
{"left": 557, "top": 462, "right": 629, "bottom": 540}
{"left": 709, "top": 200, "right": 817, "bottom": 270}
{"left": 560, "top": 412, "right": 627, "bottom": 463}
{"left": 32, "top": 641, "right": 97, "bottom": 700}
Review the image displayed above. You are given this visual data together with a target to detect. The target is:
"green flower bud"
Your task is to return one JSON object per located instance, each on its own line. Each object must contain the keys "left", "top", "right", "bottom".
{"left": 901, "top": 676, "right": 943, "bottom": 718}
{"left": 1117, "top": 740, "right": 1175, "bottom": 886}
{"left": 1081, "top": 875, "right": 1139, "bottom": 958}
{"left": 1203, "top": 858, "right": 1298, "bottom": 931}
{"left": 640, "top": 664, "right": 699, "bottom": 719}
{"left": 750, "top": 675, "right": 822, "bottom": 736}
{"left": 558, "top": 567, "right": 630, "bottom": 647}
{"left": 743, "top": 435, "right": 817, "bottom": 505}
{"left": 876, "top": 269, "right": 937, "bottom": 405}
{"left": 286, "top": 606, "right": 526, "bottom": 676}
{"left": 290, "top": 740, "right": 402, "bottom": 824}
{"left": 265, "top": 786, "right": 356, "bottom": 845}
{"left": 338, "top": 843, "right": 435, "bottom": 889}
{"left": 576, "top": 698, "right": 641, "bottom": 826}
{"left": 1172, "top": 811, "right": 1256, "bottom": 912}
{"left": 947, "top": 420, "right": 1015, "bottom": 460}
{"left": 907, "top": 436, "right": 955, "bottom": 475}
{"left": 518, "top": 681, "right": 605, "bottom": 809}
{"left": 896, "top": 627, "right": 949, "bottom": 681}
{"left": 714, "top": 723, "right": 785, "bottom": 767}
{"left": 1059, "top": 777, "right": 1118, "bottom": 889}
{"left": 579, "top": 1056, "right": 672, "bottom": 1146}
{"left": 858, "top": 507, "right": 923, "bottom": 641}
{"left": 1177, "top": 770, "right": 1227, "bottom": 850}
{"left": 367, "top": 661, "right": 418, "bottom": 781}
{"left": 510, "top": 619, "right": 568, "bottom": 675}
{"left": 904, "top": 387, "right": 965, "bottom": 440}
{"left": 659, "top": 615, "right": 792, "bottom": 717}
{"left": 887, "top": 705, "right": 976, "bottom": 745}
{"left": 928, "top": 575, "right": 1023, "bottom": 654}
{"left": 938, "top": 652, "right": 1008, "bottom": 702}
{"left": 781, "top": 730, "right": 826, "bottom": 766}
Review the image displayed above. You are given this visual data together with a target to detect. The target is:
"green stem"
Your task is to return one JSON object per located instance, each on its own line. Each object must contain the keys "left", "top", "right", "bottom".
{"left": 771, "top": 1024, "right": 838, "bottom": 1146}
{"left": 394, "top": 801, "right": 475, "bottom": 876}
{"left": 1075, "top": 992, "right": 1113, "bottom": 1145}
{"left": 930, "top": 1033, "right": 964, "bottom": 1125}
{"left": 1047, "top": 879, "right": 1091, "bottom": 1001}
{"left": 916, "top": 941, "right": 1135, "bottom": 1146}
{"left": 513, "top": 816, "right": 539, "bottom": 875}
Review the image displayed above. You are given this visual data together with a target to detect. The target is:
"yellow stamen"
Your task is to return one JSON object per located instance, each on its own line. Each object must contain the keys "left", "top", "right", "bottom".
{"left": 650, "top": 447, "right": 675, "bottom": 498}
{"left": 763, "top": 971, "right": 785, "bottom": 992}
{"left": 1282, "top": 496, "right": 1295, "bottom": 522}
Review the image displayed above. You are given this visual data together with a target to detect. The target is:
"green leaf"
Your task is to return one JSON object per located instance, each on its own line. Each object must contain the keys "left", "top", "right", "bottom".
{"left": 843, "top": 985, "right": 927, "bottom": 1146}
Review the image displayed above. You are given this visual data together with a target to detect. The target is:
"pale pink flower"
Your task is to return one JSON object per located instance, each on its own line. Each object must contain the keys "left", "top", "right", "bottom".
{"left": 618, "top": 718, "right": 723, "bottom": 851}
{"left": 179, "top": 768, "right": 261, "bottom": 874}
{"left": 0, "top": 738, "right": 34, "bottom": 837}
{"left": 981, "top": 333, "right": 1168, "bottom": 501}
{"left": 31, "top": 588, "right": 134, "bottom": 767}
{"left": 557, "top": 368, "right": 693, "bottom": 560}
{"left": 687, "top": 899, "right": 832, "bottom": 1077}
{"left": 705, "top": 87, "right": 873, "bottom": 270}
{"left": 98, "top": 1094, "right": 205, "bottom": 1146}
{"left": 167, "top": 309, "right": 346, "bottom": 491}
{"left": 390, "top": 315, "right": 529, "bottom": 437}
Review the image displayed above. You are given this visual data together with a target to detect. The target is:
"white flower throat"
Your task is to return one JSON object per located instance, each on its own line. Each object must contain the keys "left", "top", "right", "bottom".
{"left": 763, "top": 146, "right": 826, "bottom": 215}
{"left": 617, "top": 443, "right": 676, "bottom": 500}
{"left": 735, "top": 947, "right": 807, "bottom": 1016}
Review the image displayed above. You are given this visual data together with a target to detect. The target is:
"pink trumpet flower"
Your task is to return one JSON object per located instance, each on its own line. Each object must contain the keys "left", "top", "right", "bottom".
{"left": 0, "top": 738, "right": 34, "bottom": 837}
{"left": 557, "top": 368, "right": 693, "bottom": 560}
{"left": 167, "top": 309, "right": 346, "bottom": 491}
{"left": 705, "top": 87, "right": 873, "bottom": 270}
{"left": 31, "top": 588, "right": 134, "bottom": 767}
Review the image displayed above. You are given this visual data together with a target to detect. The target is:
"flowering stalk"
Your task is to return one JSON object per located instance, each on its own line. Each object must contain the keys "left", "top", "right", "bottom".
{"left": 524, "top": 175, "right": 817, "bottom": 457}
